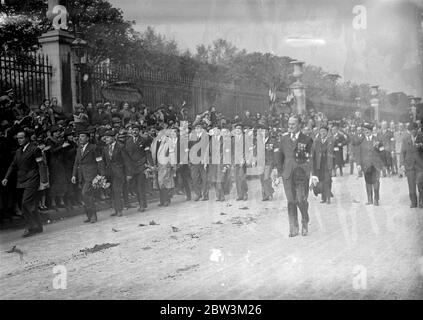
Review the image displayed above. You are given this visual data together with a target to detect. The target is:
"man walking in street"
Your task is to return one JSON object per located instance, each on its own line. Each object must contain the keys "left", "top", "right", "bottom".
{"left": 312, "top": 125, "right": 334, "bottom": 204}
{"left": 233, "top": 124, "right": 248, "bottom": 201}
{"left": 400, "top": 122, "right": 423, "bottom": 208}
{"left": 189, "top": 123, "right": 209, "bottom": 201}
{"left": 276, "top": 115, "right": 314, "bottom": 237}
{"left": 71, "top": 127, "right": 105, "bottom": 223}
{"left": 356, "top": 123, "right": 384, "bottom": 206}
{"left": 125, "top": 124, "right": 152, "bottom": 212}
{"left": 102, "top": 130, "right": 131, "bottom": 217}
{"left": 394, "top": 122, "right": 407, "bottom": 178}
{"left": 377, "top": 120, "right": 394, "bottom": 177}
{"left": 2, "top": 131, "right": 48, "bottom": 237}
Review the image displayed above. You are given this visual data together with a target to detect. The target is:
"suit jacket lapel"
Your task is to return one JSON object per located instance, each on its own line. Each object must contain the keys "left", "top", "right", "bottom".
{"left": 81, "top": 143, "right": 92, "bottom": 160}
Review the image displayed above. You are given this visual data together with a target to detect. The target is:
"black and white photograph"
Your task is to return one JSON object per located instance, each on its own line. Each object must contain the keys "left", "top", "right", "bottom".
{"left": 0, "top": 0, "right": 423, "bottom": 303}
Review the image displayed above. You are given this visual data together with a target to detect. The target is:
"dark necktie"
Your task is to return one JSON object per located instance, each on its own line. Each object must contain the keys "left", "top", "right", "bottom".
{"left": 109, "top": 144, "right": 113, "bottom": 158}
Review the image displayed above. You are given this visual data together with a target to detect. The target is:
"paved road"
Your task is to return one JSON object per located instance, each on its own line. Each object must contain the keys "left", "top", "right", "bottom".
{"left": 1, "top": 173, "right": 423, "bottom": 299}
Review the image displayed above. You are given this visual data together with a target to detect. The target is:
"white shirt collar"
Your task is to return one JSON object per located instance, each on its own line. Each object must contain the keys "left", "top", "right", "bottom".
{"left": 291, "top": 131, "right": 300, "bottom": 140}
{"left": 22, "top": 142, "right": 30, "bottom": 152}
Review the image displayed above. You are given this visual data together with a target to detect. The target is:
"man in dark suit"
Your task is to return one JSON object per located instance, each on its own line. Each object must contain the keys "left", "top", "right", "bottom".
{"left": 71, "top": 128, "right": 105, "bottom": 223}
{"left": 125, "top": 124, "right": 152, "bottom": 212}
{"left": 260, "top": 126, "right": 278, "bottom": 201}
{"left": 2, "top": 130, "right": 48, "bottom": 237}
{"left": 277, "top": 115, "right": 314, "bottom": 237}
{"left": 102, "top": 130, "right": 131, "bottom": 216}
{"left": 356, "top": 123, "right": 384, "bottom": 206}
{"left": 312, "top": 125, "right": 334, "bottom": 204}
{"left": 331, "top": 124, "right": 347, "bottom": 176}
{"left": 170, "top": 127, "right": 191, "bottom": 201}
{"left": 351, "top": 126, "right": 365, "bottom": 177}
{"left": 189, "top": 123, "right": 209, "bottom": 201}
{"left": 400, "top": 122, "right": 423, "bottom": 208}
{"left": 232, "top": 124, "right": 248, "bottom": 201}
{"left": 377, "top": 121, "right": 395, "bottom": 177}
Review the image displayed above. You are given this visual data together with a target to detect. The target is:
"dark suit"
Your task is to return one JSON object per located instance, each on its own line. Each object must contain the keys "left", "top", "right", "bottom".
{"left": 351, "top": 133, "right": 365, "bottom": 176}
{"left": 377, "top": 129, "right": 395, "bottom": 176}
{"left": 232, "top": 134, "right": 248, "bottom": 200}
{"left": 4, "top": 142, "right": 47, "bottom": 231}
{"left": 312, "top": 136, "right": 334, "bottom": 202}
{"left": 357, "top": 135, "right": 383, "bottom": 204}
{"left": 189, "top": 132, "right": 209, "bottom": 200}
{"left": 172, "top": 137, "right": 191, "bottom": 199}
{"left": 102, "top": 142, "right": 130, "bottom": 213}
{"left": 260, "top": 135, "right": 278, "bottom": 199}
{"left": 125, "top": 135, "right": 152, "bottom": 208}
{"left": 332, "top": 133, "right": 347, "bottom": 175}
{"left": 72, "top": 143, "right": 104, "bottom": 221}
{"left": 277, "top": 132, "right": 313, "bottom": 235}
{"left": 400, "top": 133, "right": 423, "bottom": 206}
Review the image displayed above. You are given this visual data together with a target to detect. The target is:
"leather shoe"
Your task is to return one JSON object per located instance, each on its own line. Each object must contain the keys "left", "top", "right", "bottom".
{"left": 117, "top": 211, "right": 123, "bottom": 217}
{"left": 194, "top": 195, "right": 201, "bottom": 201}
{"left": 374, "top": 200, "right": 379, "bottom": 206}
{"left": 83, "top": 219, "right": 91, "bottom": 223}
{"left": 138, "top": 207, "right": 145, "bottom": 212}
{"left": 201, "top": 197, "right": 209, "bottom": 201}
{"left": 326, "top": 198, "right": 331, "bottom": 204}
{"left": 22, "top": 229, "right": 37, "bottom": 237}
{"left": 110, "top": 212, "right": 118, "bottom": 216}
{"left": 301, "top": 226, "right": 308, "bottom": 236}
{"left": 410, "top": 204, "right": 417, "bottom": 208}
{"left": 262, "top": 197, "right": 269, "bottom": 201}
{"left": 236, "top": 197, "right": 243, "bottom": 201}
{"left": 289, "top": 232, "right": 299, "bottom": 237}
{"left": 243, "top": 194, "right": 248, "bottom": 201}
{"left": 34, "top": 227, "right": 43, "bottom": 233}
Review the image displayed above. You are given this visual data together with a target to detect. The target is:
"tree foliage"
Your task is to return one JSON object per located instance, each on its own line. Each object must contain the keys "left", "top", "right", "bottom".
{"left": 0, "top": 0, "right": 391, "bottom": 110}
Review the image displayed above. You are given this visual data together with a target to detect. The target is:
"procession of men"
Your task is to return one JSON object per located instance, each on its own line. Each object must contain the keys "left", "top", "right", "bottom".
{"left": 2, "top": 93, "right": 423, "bottom": 239}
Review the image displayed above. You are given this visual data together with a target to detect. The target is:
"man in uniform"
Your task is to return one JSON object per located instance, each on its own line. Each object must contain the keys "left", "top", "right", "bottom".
{"left": 71, "top": 127, "right": 105, "bottom": 223}
{"left": 125, "top": 124, "right": 152, "bottom": 212}
{"left": 277, "top": 115, "right": 314, "bottom": 237}
{"left": 356, "top": 123, "right": 383, "bottom": 206}
{"left": 2, "top": 130, "right": 48, "bottom": 237}
{"left": 400, "top": 122, "right": 423, "bottom": 208}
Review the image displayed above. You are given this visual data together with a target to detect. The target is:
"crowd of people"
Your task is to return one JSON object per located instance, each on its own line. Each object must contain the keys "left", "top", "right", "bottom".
{"left": 1, "top": 88, "right": 422, "bottom": 238}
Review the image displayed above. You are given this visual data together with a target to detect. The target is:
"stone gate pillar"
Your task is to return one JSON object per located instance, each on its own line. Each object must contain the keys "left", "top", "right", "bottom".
{"left": 38, "top": 29, "right": 76, "bottom": 114}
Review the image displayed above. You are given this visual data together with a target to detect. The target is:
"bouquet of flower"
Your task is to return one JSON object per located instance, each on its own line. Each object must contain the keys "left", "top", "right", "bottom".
{"left": 144, "top": 165, "right": 156, "bottom": 179}
{"left": 92, "top": 175, "right": 110, "bottom": 189}
{"left": 373, "top": 140, "right": 384, "bottom": 152}
{"left": 272, "top": 176, "right": 282, "bottom": 188}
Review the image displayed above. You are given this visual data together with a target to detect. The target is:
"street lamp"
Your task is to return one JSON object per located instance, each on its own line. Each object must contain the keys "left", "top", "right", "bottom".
{"left": 71, "top": 33, "right": 88, "bottom": 104}
{"left": 370, "top": 85, "right": 379, "bottom": 123}
{"left": 408, "top": 95, "right": 416, "bottom": 121}
{"left": 324, "top": 73, "right": 341, "bottom": 98}
{"left": 289, "top": 60, "right": 306, "bottom": 114}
